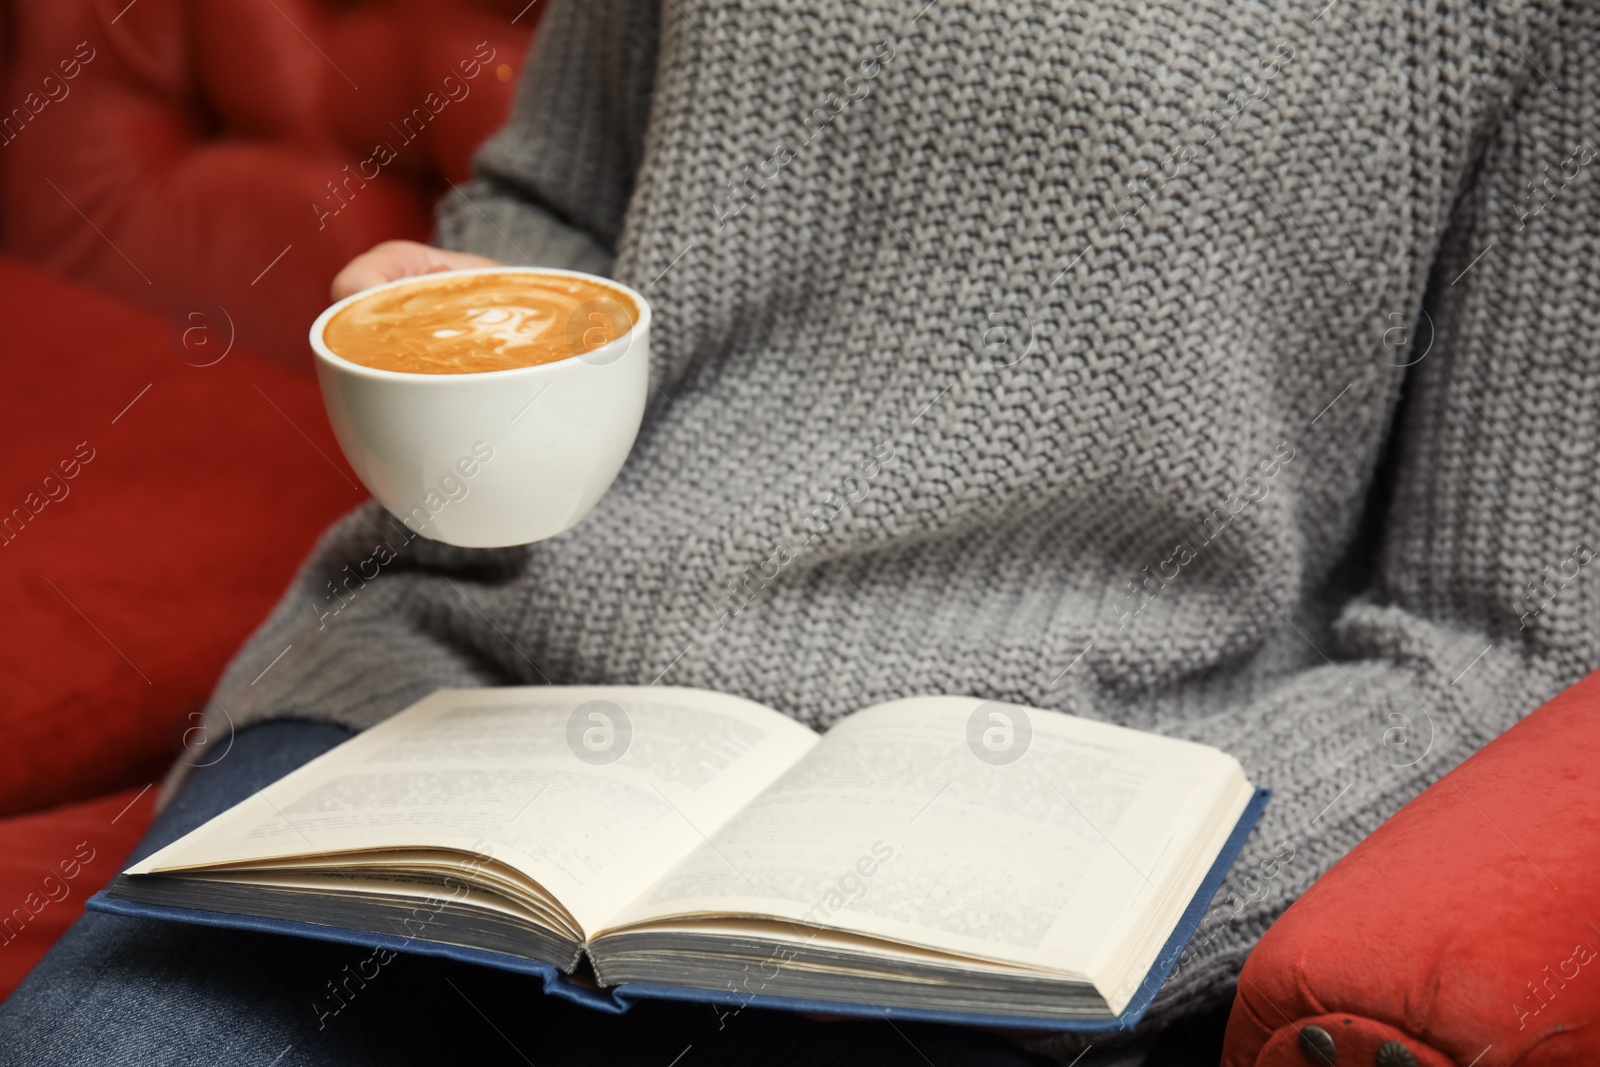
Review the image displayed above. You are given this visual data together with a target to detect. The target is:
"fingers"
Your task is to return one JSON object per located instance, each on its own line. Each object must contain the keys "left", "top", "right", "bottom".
{"left": 330, "top": 241, "right": 434, "bottom": 301}
{"left": 330, "top": 240, "right": 504, "bottom": 301}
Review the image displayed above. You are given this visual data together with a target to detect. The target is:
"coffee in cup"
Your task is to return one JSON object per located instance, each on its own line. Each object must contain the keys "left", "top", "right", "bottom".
{"left": 310, "top": 267, "right": 650, "bottom": 548}
{"left": 322, "top": 271, "right": 638, "bottom": 375}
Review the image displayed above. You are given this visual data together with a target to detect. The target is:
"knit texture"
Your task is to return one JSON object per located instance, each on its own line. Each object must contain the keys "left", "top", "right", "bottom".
{"left": 212, "top": 0, "right": 1600, "bottom": 1051}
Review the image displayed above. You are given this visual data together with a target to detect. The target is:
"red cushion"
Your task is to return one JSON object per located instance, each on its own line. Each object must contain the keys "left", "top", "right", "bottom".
{"left": 1224, "top": 669, "right": 1600, "bottom": 1066}
{"left": 0, "top": 257, "right": 366, "bottom": 816}
{"left": 0, "top": 784, "right": 155, "bottom": 1000}
{"left": 0, "top": 0, "right": 536, "bottom": 367}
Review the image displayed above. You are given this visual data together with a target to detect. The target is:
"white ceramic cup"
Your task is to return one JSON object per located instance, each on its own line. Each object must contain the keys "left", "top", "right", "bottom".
{"left": 310, "top": 266, "right": 650, "bottom": 548}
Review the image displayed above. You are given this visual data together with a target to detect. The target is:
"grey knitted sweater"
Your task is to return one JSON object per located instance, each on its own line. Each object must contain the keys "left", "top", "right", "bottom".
{"left": 212, "top": 0, "right": 1600, "bottom": 1048}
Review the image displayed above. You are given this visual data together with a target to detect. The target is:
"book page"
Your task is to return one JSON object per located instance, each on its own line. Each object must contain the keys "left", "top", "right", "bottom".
{"left": 129, "top": 686, "right": 819, "bottom": 935}
{"left": 603, "top": 695, "right": 1244, "bottom": 977}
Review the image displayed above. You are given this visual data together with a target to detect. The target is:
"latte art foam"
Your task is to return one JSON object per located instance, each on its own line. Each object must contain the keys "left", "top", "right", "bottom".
{"left": 323, "top": 271, "right": 637, "bottom": 374}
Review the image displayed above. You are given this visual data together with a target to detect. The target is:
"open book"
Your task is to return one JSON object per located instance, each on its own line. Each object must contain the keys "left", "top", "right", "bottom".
{"left": 94, "top": 687, "right": 1265, "bottom": 1030}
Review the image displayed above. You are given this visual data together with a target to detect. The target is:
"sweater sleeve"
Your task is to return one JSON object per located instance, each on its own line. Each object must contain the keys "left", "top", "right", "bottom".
{"left": 1030, "top": 3, "right": 1600, "bottom": 1045}
{"left": 433, "top": 0, "right": 661, "bottom": 275}
{"left": 194, "top": 0, "right": 664, "bottom": 742}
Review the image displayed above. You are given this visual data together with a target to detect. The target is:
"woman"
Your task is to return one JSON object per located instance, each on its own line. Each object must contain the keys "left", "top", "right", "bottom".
{"left": 4, "top": 0, "right": 1597, "bottom": 1063}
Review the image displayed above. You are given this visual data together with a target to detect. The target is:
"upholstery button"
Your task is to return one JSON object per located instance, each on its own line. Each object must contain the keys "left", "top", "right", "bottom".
{"left": 1298, "top": 1024, "right": 1337, "bottom": 1064}
{"left": 1375, "top": 1042, "right": 1417, "bottom": 1067}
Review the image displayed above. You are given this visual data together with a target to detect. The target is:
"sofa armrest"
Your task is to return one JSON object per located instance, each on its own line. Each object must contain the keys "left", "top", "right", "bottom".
{"left": 1223, "top": 668, "right": 1600, "bottom": 1066}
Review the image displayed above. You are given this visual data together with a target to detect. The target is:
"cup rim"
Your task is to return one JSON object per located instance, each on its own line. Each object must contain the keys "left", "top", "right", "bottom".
{"left": 309, "top": 265, "right": 651, "bottom": 383}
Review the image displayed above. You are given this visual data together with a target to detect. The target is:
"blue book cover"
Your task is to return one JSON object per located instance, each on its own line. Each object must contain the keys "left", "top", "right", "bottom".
{"left": 89, "top": 787, "right": 1270, "bottom": 1033}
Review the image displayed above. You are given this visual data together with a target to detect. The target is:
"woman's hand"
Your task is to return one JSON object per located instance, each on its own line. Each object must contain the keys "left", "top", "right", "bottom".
{"left": 331, "top": 240, "right": 503, "bottom": 301}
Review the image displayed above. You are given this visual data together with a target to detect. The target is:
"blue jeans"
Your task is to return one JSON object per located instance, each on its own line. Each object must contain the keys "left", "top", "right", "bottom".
{"left": 0, "top": 721, "right": 1113, "bottom": 1066}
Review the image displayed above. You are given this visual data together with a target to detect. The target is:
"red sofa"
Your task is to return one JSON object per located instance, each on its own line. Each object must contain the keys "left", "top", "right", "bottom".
{"left": 0, "top": 256, "right": 367, "bottom": 993}
{"left": 0, "top": 0, "right": 538, "bottom": 367}
{"left": 1224, "top": 669, "right": 1600, "bottom": 1066}
{"left": 0, "top": 0, "right": 536, "bottom": 996}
